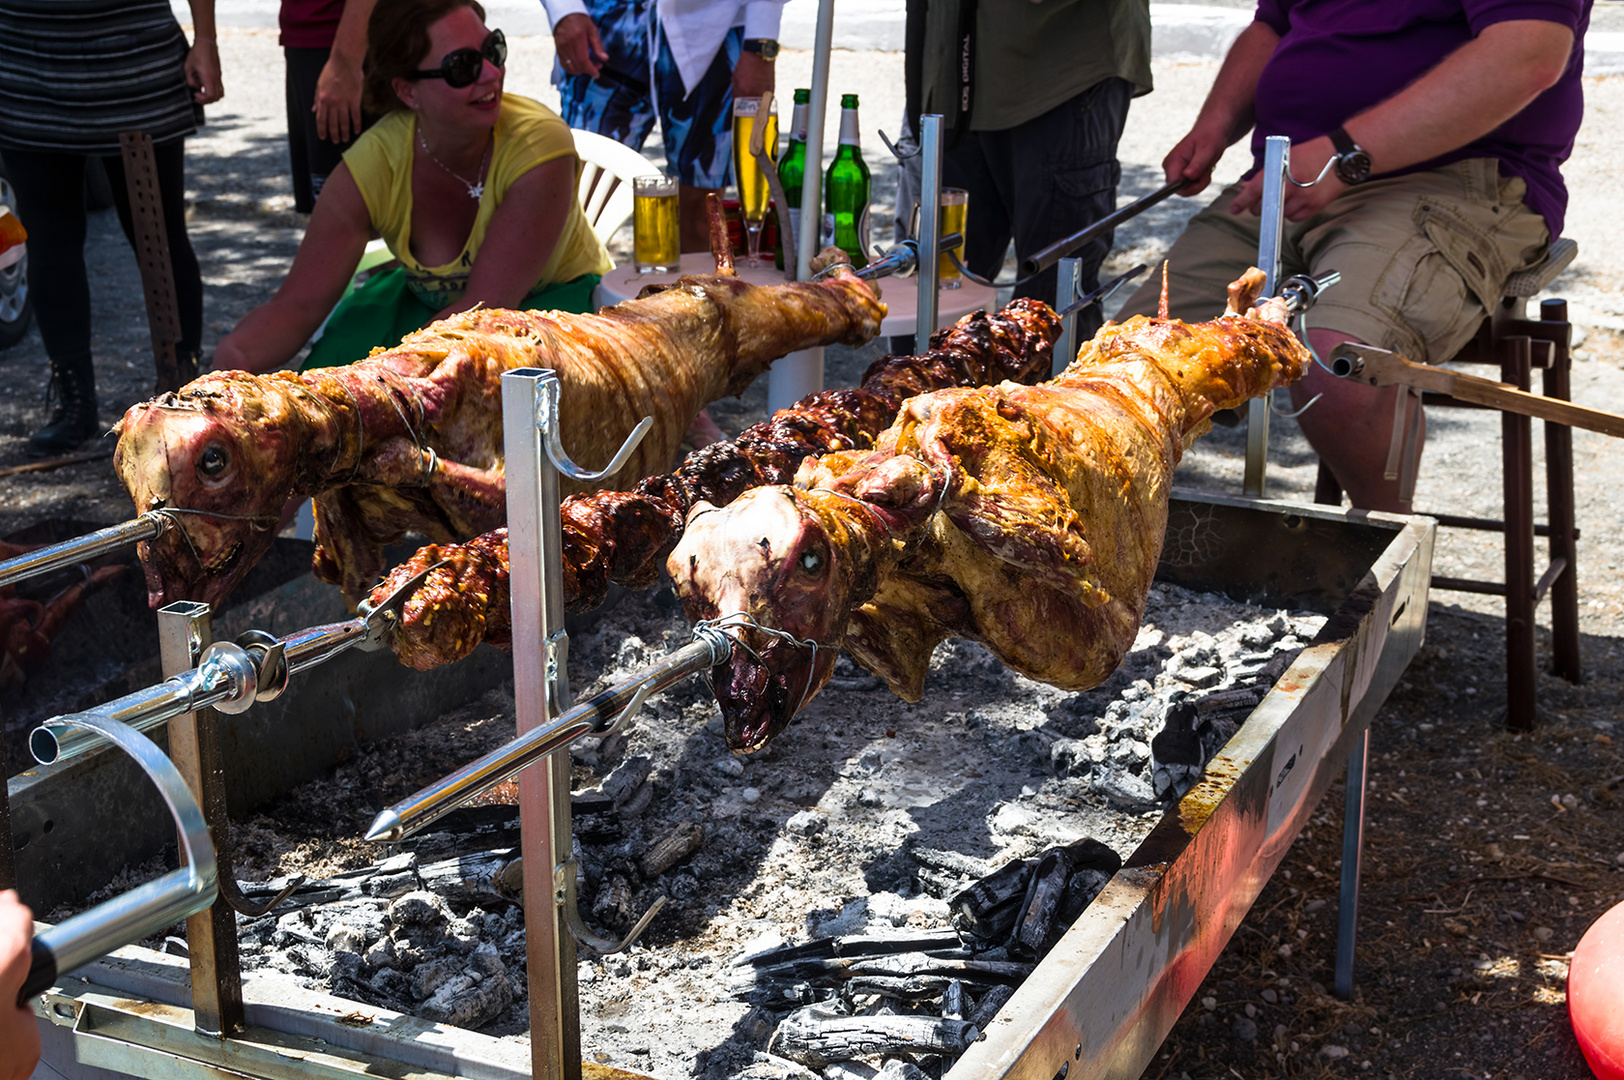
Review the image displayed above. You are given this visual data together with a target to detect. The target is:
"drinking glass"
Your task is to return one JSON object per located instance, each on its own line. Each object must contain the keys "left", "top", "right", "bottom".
{"left": 937, "top": 188, "right": 968, "bottom": 289}
{"left": 732, "top": 97, "right": 778, "bottom": 267}
{"left": 632, "top": 174, "right": 680, "bottom": 273}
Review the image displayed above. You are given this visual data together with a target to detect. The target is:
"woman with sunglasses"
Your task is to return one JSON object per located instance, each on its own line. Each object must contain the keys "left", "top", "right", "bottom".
{"left": 215, "top": 0, "right": 611, "bottom": 374}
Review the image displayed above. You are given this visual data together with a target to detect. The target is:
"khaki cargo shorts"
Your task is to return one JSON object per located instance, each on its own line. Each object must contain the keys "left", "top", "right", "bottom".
{"left": 1116, "top": 158, "right": 1551, "bottom": 364}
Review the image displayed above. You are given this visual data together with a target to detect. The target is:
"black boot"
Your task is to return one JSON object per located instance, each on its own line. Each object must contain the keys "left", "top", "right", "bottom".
{"left": 29, "top": 358, "right": 99, "bottom": 456}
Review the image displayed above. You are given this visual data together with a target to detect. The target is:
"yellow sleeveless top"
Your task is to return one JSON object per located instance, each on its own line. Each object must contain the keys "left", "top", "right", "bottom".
{"left": 344, "top": 94, "right": 614, "bottom": 310}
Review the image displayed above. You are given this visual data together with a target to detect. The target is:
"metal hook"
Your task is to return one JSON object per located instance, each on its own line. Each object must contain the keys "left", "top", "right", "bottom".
{"left": 877, "top": 128, "right": 918, "bottom": 162}
{"left": 529, "top": 339, "right": 652, "bottom": 481}
{"left": 555, "top": 858, "right": 666, "bottom": 954}
{"left": 1271, "top": 390, "right": 1321, "bottom": 419}
{"left": 1286, "top": 157, "right": 1338, "bottom": 189}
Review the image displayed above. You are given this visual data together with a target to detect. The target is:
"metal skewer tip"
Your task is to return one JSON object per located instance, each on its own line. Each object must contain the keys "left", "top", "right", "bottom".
{"left": 365, "top": 809, "right": 404, "bottom": 844}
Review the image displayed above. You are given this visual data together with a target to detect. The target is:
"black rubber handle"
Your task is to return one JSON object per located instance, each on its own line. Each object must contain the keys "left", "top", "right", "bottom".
{"left": 18, "top": 937, "right": 55, "bottom": 1005}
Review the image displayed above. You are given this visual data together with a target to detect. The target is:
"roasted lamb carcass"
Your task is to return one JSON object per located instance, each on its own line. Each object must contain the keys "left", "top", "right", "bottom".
{"left": 114, "top": 229, "right": 885, "bottom": 611}
{"left": 668, "top": 269, "right": 1310, "bottom": 751}
{"left": 372, "top": 299, "right": 1063, "bottom": 670}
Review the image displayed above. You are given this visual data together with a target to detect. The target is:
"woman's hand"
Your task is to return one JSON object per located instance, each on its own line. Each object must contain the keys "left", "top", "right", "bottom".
{"left": 0, "top": 891, "right": 41, "bottom": 1080}
{"left": 186, "top": 37, "right": 224, "bottom": 105}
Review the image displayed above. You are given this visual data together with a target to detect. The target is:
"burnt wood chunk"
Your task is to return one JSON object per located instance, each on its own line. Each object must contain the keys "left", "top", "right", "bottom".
{"left": 768, "top": 1004, "right": 980, "bottom": 1068}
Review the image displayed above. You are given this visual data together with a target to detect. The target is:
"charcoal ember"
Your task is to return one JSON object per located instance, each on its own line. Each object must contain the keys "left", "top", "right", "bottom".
{"left": 1092, "top": 763, "right": 1156, "bottom": 807}
{"left": 367, "top": 966, "right": 413, "bottom": 1002}
{"left": 1150, "top": 700, "right": 1204, "bottom": 767}
{"left": 768, "top": 1003, "right": 979, "bottom": 1069}
{"left": 949, "top": 858, "right": 1032, "bottom": 945}
{"left": 592, "top": 874, "right": 636, "bottom": 926}
{"left": 942, "top": 979, "right": 966, "bottom": 1020}
{"left": 388, "top": 891, "right": 450, "bottom": 932}
{"left": 822, "top": 1063, "right": 881, "bottom": 1080}
{"left": 416, "top": 943, "right": 514, "bottom": 1028}
{"left": 967, "top": 983, "right": 1016, "bottom": 1030}
{"left": 875, "top": 1061, "right": 931, "bottom": 1080}
{"left": 1050, "top": 733, "right": 1107, "bottom": 777}
{"left": 732, "top": 1051, "right": 822, "bottom": 1080}
{"left": 640, "top": 821, "right": 704, "bottom": 877}
{"left": 1012, "top": 845, "right": 1073, "bottom": 959}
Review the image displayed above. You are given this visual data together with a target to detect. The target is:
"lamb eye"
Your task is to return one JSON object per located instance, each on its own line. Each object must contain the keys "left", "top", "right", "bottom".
{"left": 799, "top": 550, "right": 823, "bottom": 574}
{"left": 198, "top": 445, "right": 230, "bottom": 477}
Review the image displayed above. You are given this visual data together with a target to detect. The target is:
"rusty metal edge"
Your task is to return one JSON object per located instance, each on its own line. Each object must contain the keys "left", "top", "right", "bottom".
{"left": 947, "top": 493, "right": 1435, "bottom": 1080}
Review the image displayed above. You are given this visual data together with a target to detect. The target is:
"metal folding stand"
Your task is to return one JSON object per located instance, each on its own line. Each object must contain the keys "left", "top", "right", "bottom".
{"left": 1246, "top": 134, "right": 1289, "bottom": 498}
{"left": 915, "top": 114, "right": 943, "bottom": 342}
{"left": 1053, "top": 257, "right": 1084, "bottom": 378}
{"left": 500, "top": 368, "right": 651, "bottom": 1080}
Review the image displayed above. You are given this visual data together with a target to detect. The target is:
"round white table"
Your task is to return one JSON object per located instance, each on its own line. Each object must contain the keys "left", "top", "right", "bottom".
{"left": 592, "top": 252, "right": 998, "bottom": 413}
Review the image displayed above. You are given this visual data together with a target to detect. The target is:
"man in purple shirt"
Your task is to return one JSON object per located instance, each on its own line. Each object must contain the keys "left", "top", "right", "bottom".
{"left": 1117, "top": 0, "right": 1590, "bottom": 511}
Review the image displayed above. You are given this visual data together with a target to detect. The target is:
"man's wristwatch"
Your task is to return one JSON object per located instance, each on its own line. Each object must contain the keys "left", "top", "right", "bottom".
{"left": 1329, "top": 127, "right": 1372, "bottom": 186}
{"left": 741, "top": 38, "right": 780, "bottom": 60}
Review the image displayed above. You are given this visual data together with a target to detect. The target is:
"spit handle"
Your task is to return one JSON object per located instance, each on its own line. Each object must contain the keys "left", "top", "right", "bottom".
{"left": 17, "top": 712, "right": 217, "bottom": 1006}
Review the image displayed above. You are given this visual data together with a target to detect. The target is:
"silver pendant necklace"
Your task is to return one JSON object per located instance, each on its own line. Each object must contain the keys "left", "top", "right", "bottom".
{"left": 418, "top": 129, "right": 492, "bottom": 200}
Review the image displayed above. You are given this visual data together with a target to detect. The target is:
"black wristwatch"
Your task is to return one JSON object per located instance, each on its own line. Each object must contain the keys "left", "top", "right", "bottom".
{"left": 741, "top": 38, "right": 780, "bottom": 60}
{"left": 1330, "top": 127, "right": 1372, "bottom": 185}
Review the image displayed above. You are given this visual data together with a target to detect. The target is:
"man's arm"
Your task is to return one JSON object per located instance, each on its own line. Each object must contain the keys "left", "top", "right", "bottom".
{"left": 732, "top": 0, "right": 786, "bottom": 97}
{"left": 1162, "top": 20, "right": 1280, "bottom": 195}
{"left": 1231, "top": 18, "right": 1576, "bottom": 219}
{"left": 314, "top": 0, "right": 378, "bottom": 144}
{"left": 546, "top": 1, "right": 608, "bottom": 80}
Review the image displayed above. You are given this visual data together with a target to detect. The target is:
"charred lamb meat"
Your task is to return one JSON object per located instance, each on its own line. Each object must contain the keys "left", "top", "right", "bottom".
{"left": 667, "top": 269, "right": 1311, "bottom": 751}
{"left": 114, "top": 226, "right": 884, "bottom": 610}
{"left": 372, "top": 299, "right": 1063, "bottom": 671}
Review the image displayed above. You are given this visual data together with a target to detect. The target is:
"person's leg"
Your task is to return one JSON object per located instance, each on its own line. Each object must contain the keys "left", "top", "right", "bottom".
{"left": 1287, "top": 160, "right": 1550, "bottom": 511}
{"left": 557, "top": 0, "right": 659, "bottom": 152}
{"left": 1003, "top": 77, "right": 1134, "bottom": 335}
{"left": 656, "top": 26, "right": 740, "bottom": 252}
{"left": 2, "top": 147, "right": 99, "bottom": 452}
{"left": 102, "top": 140, "right": 204, "bottom": 364}
{"left": 284, "top": 46, "right": 358, "bottom": 212}
{"left": 285, "top": 47, "right": 317, "bottom": 214}
{"left": 942, "top": 129, "right": 1012, "bottom": 283}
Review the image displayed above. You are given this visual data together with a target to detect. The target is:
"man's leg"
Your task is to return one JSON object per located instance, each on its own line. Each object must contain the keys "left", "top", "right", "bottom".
{"left": 1291, "top": 160, "right": 1550, "bottom": 510}
{"left": 655, "top": 28, "right": 741, "bottom": 252}
{"left": 1002, "top": 77, "right": 1134, "bottom": 334}
{"left": 1115, "top": 182, "right": 1269, "bottom": 323}
{"left": 557, "top": 1, "right": 659, "bottom": 153}
{"left": 1291, "top": 329, "right": 1422, "bottom": 512}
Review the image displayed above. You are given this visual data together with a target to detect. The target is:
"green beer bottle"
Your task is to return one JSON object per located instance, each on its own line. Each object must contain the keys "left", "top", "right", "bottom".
{"left": 823, "top": 93, "right": 871, "bottom": 270}
{"left": 774, "top": 88, "right": 810, "bottom": 271}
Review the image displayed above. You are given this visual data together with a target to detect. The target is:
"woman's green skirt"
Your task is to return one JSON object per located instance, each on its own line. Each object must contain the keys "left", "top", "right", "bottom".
{"left": 301, "top": 268, "right": 602, "bottom": 371}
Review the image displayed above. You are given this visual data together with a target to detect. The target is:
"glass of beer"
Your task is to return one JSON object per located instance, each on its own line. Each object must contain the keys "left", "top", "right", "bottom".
{"left": 938, "top": 188, "right": 968, "bottom": 289}
{"left": 732, "top": 96, "right": 778, "bottom": 267}
{"left": 633, "top": 174, "right": 680, "bottom": 273}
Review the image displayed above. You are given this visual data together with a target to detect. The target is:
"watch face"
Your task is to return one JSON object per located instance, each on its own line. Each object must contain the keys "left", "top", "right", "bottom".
{"left": 1336, "top": 150, "right": 1372, "bottom": 185}
{"left": 745, "top": 39, "right": 779, "bottom": 60}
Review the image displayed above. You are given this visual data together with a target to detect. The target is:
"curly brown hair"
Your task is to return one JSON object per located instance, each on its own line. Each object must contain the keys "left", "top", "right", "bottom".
{"left": 362, "top": 0, "right": 489, "bottom": 115}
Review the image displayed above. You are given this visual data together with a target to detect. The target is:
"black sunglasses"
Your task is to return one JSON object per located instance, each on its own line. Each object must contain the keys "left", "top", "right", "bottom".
{"left": 410, "top": 29, "right": 506, "bottom": 88}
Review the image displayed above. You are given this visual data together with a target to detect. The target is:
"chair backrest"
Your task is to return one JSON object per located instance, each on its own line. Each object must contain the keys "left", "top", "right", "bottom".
{"left": 572, "top": 128, "right": 659, "bottom": 245}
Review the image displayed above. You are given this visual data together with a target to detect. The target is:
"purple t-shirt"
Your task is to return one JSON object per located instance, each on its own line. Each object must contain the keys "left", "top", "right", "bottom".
{"left": 1251, "top": 0, "right": 1591, "bottom": 235}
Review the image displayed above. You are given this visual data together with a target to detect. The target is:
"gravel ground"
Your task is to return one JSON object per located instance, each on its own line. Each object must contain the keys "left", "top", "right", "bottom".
{"left": 4, "top": 28, "right": 1623, "bottom": 1080}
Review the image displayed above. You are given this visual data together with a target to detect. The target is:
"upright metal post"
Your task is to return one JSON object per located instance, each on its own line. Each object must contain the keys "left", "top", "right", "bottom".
{"left": 1334, "top": 727, "right": 1369, "bottom": 999}
{"left": 916, "top": 114, "right": 943, "bottom": 345}
{"left": 1245, "top": 135, "right": 1289, "bottom": 497}
{"left": 157, "top": 601, "right": 245, "bottom": 1037}
{"left": 793, "top": 0, "right": 836, "bottom": 284}
{"left": 502, "top": 369, "right": 580, "bottom": 1080}
{"left": 0, "top": 743, "right": 15, "bottom": 891}
{"left": 1053, "top": 256, "right": 1084, "bottom": 378}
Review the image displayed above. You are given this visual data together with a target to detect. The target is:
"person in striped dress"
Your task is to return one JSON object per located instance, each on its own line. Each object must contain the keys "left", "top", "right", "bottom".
{"left": 0, "top": 0, "right": 223, "bottom": 455}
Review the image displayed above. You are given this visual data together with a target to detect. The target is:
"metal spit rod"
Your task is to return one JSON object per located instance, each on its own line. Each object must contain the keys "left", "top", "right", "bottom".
{"left": 29, "top": 603, "right": 395, "bottom": 766}
{"left": 0, "top": 512, "right": 165, "bottom": 590}
{"left": 20, "top": 711, "right": 217, "bottom": 1003}
{"left": 365, "top": 634, "right": 731, "bottom": 844}
{"left": 1244, "top": 134, "right": 1291, "bottom": 498}
{"left": 1023, "top": 178, "right": 1184, "bottom": 277}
